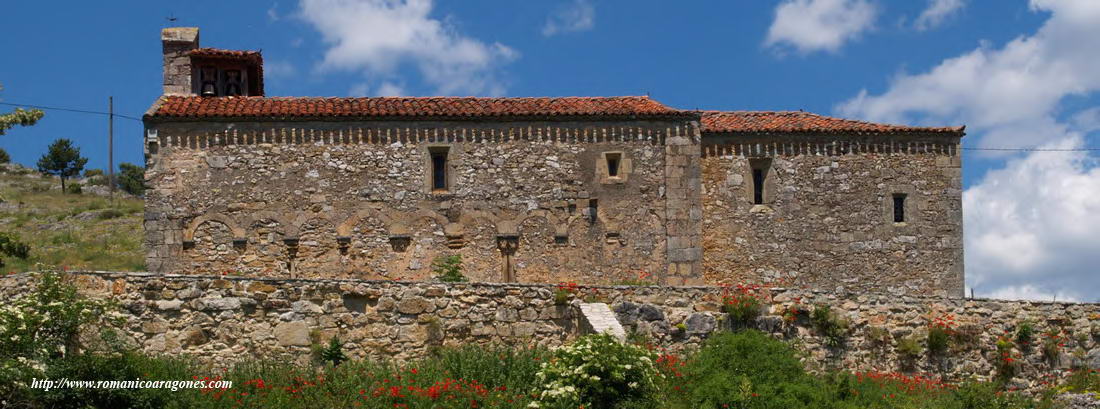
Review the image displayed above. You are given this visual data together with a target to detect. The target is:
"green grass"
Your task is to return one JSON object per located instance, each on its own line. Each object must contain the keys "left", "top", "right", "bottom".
{"left": 0, "top": 173, "right": 144, "bottom": 272}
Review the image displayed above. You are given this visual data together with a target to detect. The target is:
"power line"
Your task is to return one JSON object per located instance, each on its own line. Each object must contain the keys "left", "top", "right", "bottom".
{"left": 962, "top": 147, "right": 1100, "bottom": 152}
{"left": 0, "top": 101, "right": 142, "bottom": 121}
{"left": 3, "top": 100, "right": 1100, "bottom": 152}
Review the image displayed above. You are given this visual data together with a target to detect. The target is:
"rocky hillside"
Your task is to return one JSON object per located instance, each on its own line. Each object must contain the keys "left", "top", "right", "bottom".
{"left": 0, "top": 163, "right": 143, "bottom": 272}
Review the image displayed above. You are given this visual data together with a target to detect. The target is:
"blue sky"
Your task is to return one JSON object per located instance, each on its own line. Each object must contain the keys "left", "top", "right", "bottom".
{"left": 2, "top": 0, "right": 1098, "bottom": 300}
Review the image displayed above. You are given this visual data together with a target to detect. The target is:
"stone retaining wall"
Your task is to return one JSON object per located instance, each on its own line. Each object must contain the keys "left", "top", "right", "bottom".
{"left": 3, "top": 272, "right": 1097, "bottom": 393}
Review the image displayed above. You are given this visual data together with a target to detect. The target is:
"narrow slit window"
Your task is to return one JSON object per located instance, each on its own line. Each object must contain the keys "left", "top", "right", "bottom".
{"left": 606, "top": 153, "right": 621, "bottom": 177}
{"left": 430, "top": 148, "right": 449, "bottom": 191}
{"left": 893, "top": 194, "right": 906, "bottom": 223}
{"left": 752, "top": 168, "right": 765, "bottom": 205}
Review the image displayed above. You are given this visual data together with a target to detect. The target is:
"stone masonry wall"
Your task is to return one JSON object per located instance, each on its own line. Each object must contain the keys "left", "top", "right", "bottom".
{"left": 700, "top": 134, "right": 964, "bottom": 296}
{"left": 144, "top": 120, "right": 697, "bottom": 285}
{"left": 5, "top": 272, "right": 1096, "bottom": 393}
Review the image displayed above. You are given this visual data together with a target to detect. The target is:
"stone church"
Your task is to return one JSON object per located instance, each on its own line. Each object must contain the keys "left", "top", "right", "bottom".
{"left": 144, "top": 28, "right": 965, "bottom": 296}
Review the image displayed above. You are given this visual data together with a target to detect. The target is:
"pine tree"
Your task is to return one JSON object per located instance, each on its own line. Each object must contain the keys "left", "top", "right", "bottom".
{"left": 36, "top": 139, "right": 87, "bottom": 193}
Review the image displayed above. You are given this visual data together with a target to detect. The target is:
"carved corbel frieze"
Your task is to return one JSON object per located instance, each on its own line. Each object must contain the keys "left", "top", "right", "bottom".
{"left": 495, "top": 234, "right": 519, "bottom": 255}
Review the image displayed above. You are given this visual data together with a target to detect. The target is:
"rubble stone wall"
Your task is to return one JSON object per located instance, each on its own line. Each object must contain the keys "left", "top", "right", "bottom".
{"left": 5, "top": 272, "right": 1096, "bottom": 393}
{"left": 143, "top": 119, "right": 965, "bottom": 295}
{"left": 144, "top": 120, "right": 699, "bottom": 285}
{"left": 700, "top": 134, "right": 964, "bottom": 296}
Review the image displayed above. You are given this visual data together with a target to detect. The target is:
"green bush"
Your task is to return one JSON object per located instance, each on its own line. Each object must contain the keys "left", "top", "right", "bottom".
{"left": 65, "top": 183, "right": 82, "bottom": 194}
{"left": 117, "top": 162, "right": 145, "bottom": 196}
{"left": 553, "top": 288, "right": 570, "bottom": 305}
{"left": 317, "top": 337, "right": 347, "bottom": 367}
{"left": 531, "top": 333, "right": 662, "bottom": 409}
{"left": 866, "top": 326, "right": 891, "bottom": 346}
{"left": 810, "top": 304, "right": 849, "bottom": 347}
{"left": 1016, "top": 321, "right": 1035, "bottom": 349}
{"left": 1041, "top": 333, "right": 1061, "bottom": 366}
{"left": 97, "top": 208, "right": 125, "bottom": 220}
{"left": 675, "top": 330, "right": 824, "bottom": 409}
{"left": 897, "top": 334, "right": 924, "bottom": 363}
{"left": 432, "top": 254, "right": 466, "bottom": 282}
{"left": 0, "top": 147, "right": 10, "bottom": 164}
{"left": 721, "top": 286, "right": 764, "bottom": 329}
{"left": 0, "top": 231, "right": 31, "bottom": 267}
{"left": 84, "top": 168, "right": 104, "bottom": 177}
{"left": 927, "top": 325, "right": 951, "bottom": 356}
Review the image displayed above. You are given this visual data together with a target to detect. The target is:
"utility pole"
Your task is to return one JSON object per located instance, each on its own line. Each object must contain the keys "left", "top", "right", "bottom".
{"left": 108, "top": 96, "right": 115, "bottom": 196}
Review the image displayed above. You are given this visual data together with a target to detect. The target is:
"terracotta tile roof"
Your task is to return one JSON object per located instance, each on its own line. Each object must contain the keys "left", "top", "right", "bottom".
{"left": 700, "top": 111, "right": 964, "bottom": 135}
{"left": 146, "top": 96, "right": 691, "bottom": 120}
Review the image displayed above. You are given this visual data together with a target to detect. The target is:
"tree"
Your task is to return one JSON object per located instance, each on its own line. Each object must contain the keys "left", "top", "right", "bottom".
{"left": 0, "top": 83, "right": 44, "bottom": 136}
{"left": 0, "top": 148, "right": 9, "bottom": 164}
{"left": 117, "top": 162, "right": 146, "bottom": 196}
{"left": 36, "top": 139, "right": 87, "bottom": 193}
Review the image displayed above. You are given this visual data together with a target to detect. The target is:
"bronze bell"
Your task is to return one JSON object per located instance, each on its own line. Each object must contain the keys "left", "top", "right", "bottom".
{"left": 201, "top": 81, "right": 217, "bottom": 97}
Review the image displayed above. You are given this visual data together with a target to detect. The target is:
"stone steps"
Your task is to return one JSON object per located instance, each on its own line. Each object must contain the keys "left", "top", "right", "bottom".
{"left": 578, "top": 302, "right": 626, "bottom": 341}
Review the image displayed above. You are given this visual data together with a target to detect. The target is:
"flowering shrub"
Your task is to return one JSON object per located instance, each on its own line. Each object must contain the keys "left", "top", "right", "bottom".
{"left": 721, "top": 284, "right": 765, "bottom": 329}
{"left": 778, "top": 296, "right": 808, "bottom": 325}
{"left": 1015, "top": 321, "right": 1035, "bottom": 350}
{"left": 553, "top": 282, "right": 578, "bottom": 306}
{"left": 995, "top": 334, "right": 1019, "bottom": 384}
{"left": 1040, "top": 330, "right": 1065, "bottom": 366}
{"left": 927, "top": 313, "right": 957, "bottom": 356}
{"left": 530, "top": 333, "right": 661, "bottom": 409}
{"left": 0, "top": 269, "right": 114, "bottom": 394}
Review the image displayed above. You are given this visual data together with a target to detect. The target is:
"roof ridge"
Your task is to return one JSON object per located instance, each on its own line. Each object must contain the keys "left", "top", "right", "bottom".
{"left": 699, "top": 110, "right": 964, "bottom": 134}
{"left": 147, "top": 95, "right": 687, "bottom": 120}
{"left": 161, "top": 95, "right": 652, "bottom": 100}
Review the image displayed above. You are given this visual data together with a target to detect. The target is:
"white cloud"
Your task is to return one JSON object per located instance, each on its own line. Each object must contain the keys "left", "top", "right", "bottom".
{"left": 914, "top": 0, "right": 966, "bottom": 30}
{"left": 986, "top": 285, "right": 1077, "bottom": 302}
{"left": 542, "top": 0, "right": 595, "bottom": 37}
{"left": 268, "top": 3, "right": 280, "bottom": 22}
{"left": 838, "top": 0, "right": 1100, "bottom": 302}
{"left": 838, "top": 0, "right": 1100, "bottom": 149}
{"left": 965, "top": 138, "right": 1100, "bottom": 301}
{"left": 298, "top": 0, "right": 518, "bottom": 96}
{"left": 764, "top": 0, "right": 877, "bottom": 54}
{"left": 264, "top": 60, "right": 297, "bottom": 79}
{"left": 376, "top": 82, "right": 405, "bottom": 97}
